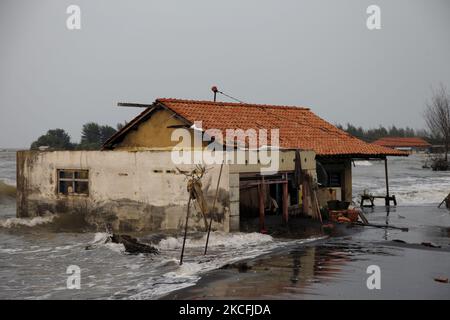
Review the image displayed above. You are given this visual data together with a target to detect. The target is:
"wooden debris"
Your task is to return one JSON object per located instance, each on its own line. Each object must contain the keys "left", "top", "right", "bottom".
{"left": 421, "top": 242, "right": 441, "bottom": 249}
{"left": 85, "top": 232, "right": 159, "bottom": 255}
{"left": 438, "top": 193, "right": 450, "bottom": 208}
{"left": 358, "top": 210, "right": 369, "bottom": 224}
{"left": 434, "top": 277, "right": 449, "bottom": 284}
{"left": 352, "top": 221, "right": 409, "bottom": 232}
{"left": 111, "top": 234, "right": 159, "bottom": 255}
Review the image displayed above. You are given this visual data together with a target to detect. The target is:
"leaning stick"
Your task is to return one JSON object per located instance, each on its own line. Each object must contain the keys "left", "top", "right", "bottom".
{"left": 438, "top": 194, "right": 449, "bottom": 208}
{"left": 352, "top": 221, "right": 408, "bottom": 232}
{"left": 180, "top": 194, "right": 192, "bottom": 265}
{"left": 204, "top": 162, "right": 224, "bottom": 255}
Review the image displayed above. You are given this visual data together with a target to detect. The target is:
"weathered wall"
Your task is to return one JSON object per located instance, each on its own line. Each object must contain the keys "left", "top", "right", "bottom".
{"left": 17, "top": 150, "right": 230, "bottom": 232}
{"left": 117, "top": 109, "right": 182, "bottom": 150}
{"left": 115, "top": 108, "right": 207, "bottom": 151}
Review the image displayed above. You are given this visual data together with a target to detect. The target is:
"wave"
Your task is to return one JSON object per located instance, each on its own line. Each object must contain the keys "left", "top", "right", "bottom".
{"left": 354, "top": 175, "right": 450, "bottom": 206}
{"left": 128, "top": 233, "right": 326, "bottom": 299}
{"left": 0, "top": 214, "right": 56, "bottom": 228}
{"left": 353, "top": 160, "right": 373, "bottom": 167}
{"left": 156, "top": 231, "right": 273, "bottom": 251}
{"left": 85, "top": 231, "right": 326, "bottom": 299}
{"left": 87, "top": 232, "right": 126, "bottom": 253}
{"left": 0, "top": 180, "right": 16, "bottom": 200}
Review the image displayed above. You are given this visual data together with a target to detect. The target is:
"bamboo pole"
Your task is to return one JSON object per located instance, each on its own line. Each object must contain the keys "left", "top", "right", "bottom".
{"left": 282, "top": 174, "right": 289, "bottom": 224}
{"left": 385, "top": 158, "right": 390, "bottom": 206}
{"left": 258, "top": 182, "right": 266, "bottom": 232}
{"left": 204, "top": 162, "right": 224, "bottom": 255}
{"left": 353, "top": 221, "right": 408, "bottom": 232}
{"left": 180, "top": 195, "right": 192, "bottom": 265}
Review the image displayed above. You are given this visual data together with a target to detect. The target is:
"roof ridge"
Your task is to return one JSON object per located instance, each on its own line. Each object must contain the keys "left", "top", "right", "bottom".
{"left": 156, "top": 98, "right": 310, "bottom": 111}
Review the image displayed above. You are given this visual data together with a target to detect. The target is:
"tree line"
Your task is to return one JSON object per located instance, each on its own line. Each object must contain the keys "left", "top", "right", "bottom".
{"left": 335, "top": 124, "right": 435, "bottom": 143}
{"left": 30, "top": 122, "right": 126, "bottom": 150}
{"left": 29, "top": 85, "right": 449, "bottom": 158}
{"left": 339, "top": 83, "right": 449, "bottom": 168}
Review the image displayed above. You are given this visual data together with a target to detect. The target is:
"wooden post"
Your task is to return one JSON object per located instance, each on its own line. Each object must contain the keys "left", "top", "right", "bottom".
{"left": 282, "top": 176, "right": 289, "bottom": 224}
{"left": 258, "top": 182, "right": 265, "bottom": 233}
{"left": 384, "top": 158, "right": 390, "bottom": 206}
{"left": 180, "top": 195, "right": 192, "bottom": 265}
{"left": 204, "top": 162, "right": 224, "bottom": 255}
{"left": 302, "top": 174, "right": 309, "bottom": 216}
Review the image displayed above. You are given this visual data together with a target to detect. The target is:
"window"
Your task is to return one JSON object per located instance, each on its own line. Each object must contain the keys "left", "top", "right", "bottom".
{"left": 57, "top": 169, "right": 89, "bottom": 195}
{"left": 328, "top": 172, "right": 342, "bottom": 187}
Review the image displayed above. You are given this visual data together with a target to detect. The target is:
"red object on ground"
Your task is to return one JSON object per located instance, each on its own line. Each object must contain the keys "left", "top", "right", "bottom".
{"left": 337, "top": 216, "right": 352, "bottom": 223}
{"left": 329, "top": 209, "right": 360, "bottom": 223}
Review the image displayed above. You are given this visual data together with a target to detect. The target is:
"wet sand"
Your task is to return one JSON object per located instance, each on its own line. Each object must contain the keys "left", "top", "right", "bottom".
{"left": 165, "top": 206, "right": 450, "bottom": 299}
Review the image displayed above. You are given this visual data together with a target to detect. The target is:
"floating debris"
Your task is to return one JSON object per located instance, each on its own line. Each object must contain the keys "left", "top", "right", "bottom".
{"left": 421, "top": 242, "right": 441, "bottom": 249}
{"left": 434, "top": 277, "right": 449, "bottom": 284}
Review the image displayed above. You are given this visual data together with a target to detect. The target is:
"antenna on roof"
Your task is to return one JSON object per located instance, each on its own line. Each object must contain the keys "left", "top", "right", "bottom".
{"left": 211, "top": 86, "right": 218, "bottom": 102}
{"left": 211, "top": 86, "right": 244, "bottom": 103}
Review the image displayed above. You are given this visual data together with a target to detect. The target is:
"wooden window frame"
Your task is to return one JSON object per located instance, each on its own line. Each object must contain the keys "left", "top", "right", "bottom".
{"left": 57, "top": 169, "right": 89, "bottom": 196}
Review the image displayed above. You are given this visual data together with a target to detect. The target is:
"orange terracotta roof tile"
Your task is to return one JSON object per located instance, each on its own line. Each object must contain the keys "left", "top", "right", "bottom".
{"left": 372, "top": 137, "right": 431, "bottom": 148}
{"left": 104, "top": 98, "right": 407, "bottom": 158}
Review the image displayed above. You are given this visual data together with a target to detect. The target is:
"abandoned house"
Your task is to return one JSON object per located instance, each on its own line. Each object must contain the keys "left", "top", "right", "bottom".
{"left": 17, "top": 98, "right": 406, "bottom": 232}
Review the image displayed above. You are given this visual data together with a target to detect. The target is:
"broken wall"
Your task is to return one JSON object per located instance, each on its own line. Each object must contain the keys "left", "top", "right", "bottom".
{"left": 17, "top": 150, "right": 231, "bottom": 232}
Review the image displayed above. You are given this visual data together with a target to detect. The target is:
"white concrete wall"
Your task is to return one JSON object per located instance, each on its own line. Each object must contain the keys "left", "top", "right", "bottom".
{"left": 17, "top": 150, "right": 230, "bottom": 232}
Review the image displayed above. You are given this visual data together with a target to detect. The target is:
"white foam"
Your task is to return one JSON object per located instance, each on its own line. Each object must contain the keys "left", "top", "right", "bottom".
{"left": 156, "top": 232, "right": 273, "bottom": 250}
{"left": 127, "top": 234, "right": 326, "bottom": 300}
{"left": 354, "top": 177, "right": 450, "bottom": 206}
{"left": 88, "top": 232, "right": 126, "bottom": 254}
{"left": 353, "top": 160, "right": 373, "bottom": 166}
{"left": 92, "top": 232, "right": 110, "bottom": 243}
{"left": 104, "top": 242, "right": 126, "bottom": 254}
{"left": 0, "top": 214, "right": 56, "bottom": 228}
{"left": 0, "top": 248, "right": 22, "bottom": 254}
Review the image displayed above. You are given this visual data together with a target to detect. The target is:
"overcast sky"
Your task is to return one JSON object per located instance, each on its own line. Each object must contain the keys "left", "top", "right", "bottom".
{"left": 1, "top": 0, "right": 449, "bottom": 148}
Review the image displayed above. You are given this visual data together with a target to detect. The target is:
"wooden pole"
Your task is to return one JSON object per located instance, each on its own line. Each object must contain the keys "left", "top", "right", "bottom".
{"left": 282, "top": 175, "right": 289, "bottom": 224}
{"left": 301, "top": 173, "right": 308, "bottom": 216}
{"left": 313, "top": 189, "right": 323, "bottom": 223}
{"left": 258, "top": 181, "right": 265, "bottom": 232}
{"left": 204, "top": 162, "right": 224, "bottom": 255}
{"left": 384, "top": 158, "right": 390, "bottom": 206}
{"left": 438, "top": 193, "right": 449, "bottom": 208}
{"left": 353, "top": 221, "right": 408, "bottom": 232}
{"left": 180, "top": 195, "right": 192, "bottom": 265}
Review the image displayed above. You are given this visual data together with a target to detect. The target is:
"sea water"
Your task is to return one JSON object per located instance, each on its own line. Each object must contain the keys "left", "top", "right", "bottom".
{"left": 1, "top": 149, "right": 449, "bottom": 299}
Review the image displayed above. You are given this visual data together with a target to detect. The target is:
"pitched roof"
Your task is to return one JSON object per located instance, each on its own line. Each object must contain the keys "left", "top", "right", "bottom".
{"left": 372, "top": 137, "right": 431, "bottom": 148}
{"left": 103, "top": 98, "right": 407, "bottom": 158}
